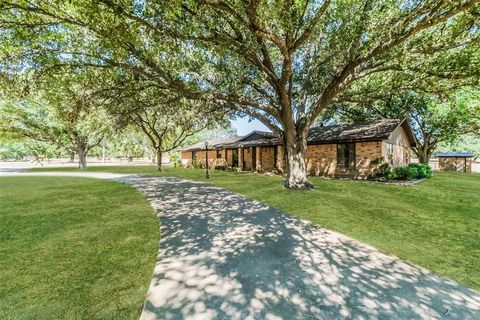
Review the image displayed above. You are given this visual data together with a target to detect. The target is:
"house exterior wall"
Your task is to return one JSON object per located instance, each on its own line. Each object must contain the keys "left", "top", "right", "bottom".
{"left": 438, "top": 157, "right": 472, "bottom": 173}
{"left": 180, "top": 150, "right": 218, "bottom": 167}
{"left": 383, "top": 125, "right": 411, "bottom": 167}
{"left": 180, "top": 125, "right": 413, "bottom": 178}
{"left": 182, "top": 141, "right": 385, "bottom": 178}
{"left": 355, "top": 141, "right": 383, "bottom": 178}
{"left": 305, "top": 141, "right": 383, "bottom": 178}
{"left": 181, "top": 151, "right": 192, "bottom": 167}
{"left": 225, "top": 149, "right": 233, "bottom": 166}
{"left": 240, "top": 147, "right": 255, "bottom": 171}
{"left": 259, "top": 147, "right": 276, "bottom": 171}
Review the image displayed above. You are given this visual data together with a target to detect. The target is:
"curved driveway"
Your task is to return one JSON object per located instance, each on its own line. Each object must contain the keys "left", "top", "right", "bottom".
{"left": 3, "top": 171, "right": 480, "bottom": 319}
{"left": 121, "top": 176, "right": 480, "bottom": 320}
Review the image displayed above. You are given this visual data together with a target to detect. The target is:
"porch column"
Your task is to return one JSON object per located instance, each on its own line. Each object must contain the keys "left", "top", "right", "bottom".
{"left": 256, "top": 147, "right": 261, "bottom": 171}
{"left": 238, "top": 147, "right": 244, "bottom": 171}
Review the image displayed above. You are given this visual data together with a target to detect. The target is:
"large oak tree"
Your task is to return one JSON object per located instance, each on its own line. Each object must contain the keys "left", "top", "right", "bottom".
{"left": 0, "top": 70, "right": 112, "bottom": 168}
{"left": 1, "top": 0, "right": 479, "bottom": 187}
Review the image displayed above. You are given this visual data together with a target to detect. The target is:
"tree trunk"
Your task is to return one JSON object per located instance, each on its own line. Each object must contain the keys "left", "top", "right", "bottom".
{"left": 69, "top": 152, "right": 75, "bottom": 162}
{"left": 156, "top": 149, "right": 162, "bottom": 172}
{"left": 102, "top": 142, "right": 106, "bottom": 163}
{"left": 415, "top": 142, "right": 431, "bottom": 165}
{"left": 283, "top": 129, "right": 313, "bottom": 189}
{"left": 77, "top": 144, "right": 88, "bottom": 169}
{"left": 417, "top": 151, "right": 430, "bottom": 164}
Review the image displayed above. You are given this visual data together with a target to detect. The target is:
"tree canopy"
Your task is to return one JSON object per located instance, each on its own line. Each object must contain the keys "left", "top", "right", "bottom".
{"left": 0, "top": 68, "right": 113, "bottom": 167}
{"left": 1, "top": 0, "right": 479, "bottom": 186}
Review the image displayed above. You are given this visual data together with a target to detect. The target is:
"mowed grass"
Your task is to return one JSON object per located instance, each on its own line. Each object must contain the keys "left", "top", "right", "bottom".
{"left": 30, "top": 166, "right": 480, "bottom": 290}
{"left": 0, "top": 177, "right": 158, "bottom": 320}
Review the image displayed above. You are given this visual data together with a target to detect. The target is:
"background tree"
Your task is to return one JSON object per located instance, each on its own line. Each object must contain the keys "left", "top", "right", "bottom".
{"left": 183, "top": 125, "right": 238, "bottom": 147}
{"left": 438, "top": 134, "right": 480, "bottom": 158}
{"left": 0, "top": 70, "right": 112, "bottom": 168}
{"left": 104, "top": 81, "right": 229, "bottom": 171}
{"left": 1, "top": 0, "right": 479, "bottom": 187}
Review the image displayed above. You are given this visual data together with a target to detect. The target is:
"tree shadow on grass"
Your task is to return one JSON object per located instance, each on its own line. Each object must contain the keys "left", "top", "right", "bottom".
{"left": 123, "top": 176, "right": 480, "bottom": 320}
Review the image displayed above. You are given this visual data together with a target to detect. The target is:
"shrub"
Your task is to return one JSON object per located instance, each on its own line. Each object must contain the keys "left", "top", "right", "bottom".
{"left": 169, "top": 153, "right": 182, "bottom": 168}
{"left": 408, "top": 163, "right": 432, "bottom": 178}
{"left": 394, "top": 163, "right": 432, "bottom": 180}
{"left": 192, "top": 160, "right": 205, "bottom": 169}
{"left": 372, "top": 158, "right": 396, "bottom": 181}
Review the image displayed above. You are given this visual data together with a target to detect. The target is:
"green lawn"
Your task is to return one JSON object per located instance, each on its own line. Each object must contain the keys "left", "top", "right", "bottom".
{"left": 0, "top": 177, "right": 158, "bottom": 320}
{"left": 30, "top": 165, "right": 480, "bottom": 291}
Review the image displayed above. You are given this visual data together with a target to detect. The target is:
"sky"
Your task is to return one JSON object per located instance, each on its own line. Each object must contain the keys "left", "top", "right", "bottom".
{"left": 231, "top": 118, "right": 270, "bottom": 135}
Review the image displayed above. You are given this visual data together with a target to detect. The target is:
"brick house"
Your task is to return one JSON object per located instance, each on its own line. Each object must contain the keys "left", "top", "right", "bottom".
{"left": 181, "top": 118, "right": 417, "bottom": 179}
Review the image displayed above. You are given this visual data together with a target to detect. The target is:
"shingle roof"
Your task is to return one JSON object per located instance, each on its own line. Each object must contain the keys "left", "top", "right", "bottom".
{"left": 222, "top": 138, "right": 279, "bottom": 148}
{"left": 182, "top": 136, "right": 243, "bottom": 151}
{"left": 182, "top": 130, "right": 277, "bottom": 151}
{"left": 222, "top": 118, "right": 412, "bottom": 148}
{"left": 183, "top": 118, "right": 415, "bottom": 151}
{"left": 436, "top": 152, "right": 475, "bottom": 158}
{"left": 307, "top": 118, "right": 404, "bottom": 143}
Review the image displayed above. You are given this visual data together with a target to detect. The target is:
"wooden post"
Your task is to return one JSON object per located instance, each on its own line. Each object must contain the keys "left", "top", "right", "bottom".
{"left": 238, "top": 148, "right": 243, "bottom": 170}
{"left": 256, "top": 147, "right": 261, "bottom": 171}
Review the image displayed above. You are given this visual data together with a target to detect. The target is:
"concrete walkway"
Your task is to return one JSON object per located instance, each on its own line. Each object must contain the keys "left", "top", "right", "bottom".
{"left": 120, "top": 176, "right": 480, "bottom": 320}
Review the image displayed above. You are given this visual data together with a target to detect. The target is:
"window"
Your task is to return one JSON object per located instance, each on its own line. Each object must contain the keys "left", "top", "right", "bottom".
{"left": 216, "top": 149, "right": 222, "bottom": 159}
{"left": 386, "top": 143, "right": 393, "bottom": 165}
{"left": 337, "top": 143, "right": 356, "bottom": 169}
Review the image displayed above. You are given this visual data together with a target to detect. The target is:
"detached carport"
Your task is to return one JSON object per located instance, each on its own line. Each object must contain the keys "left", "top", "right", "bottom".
{"left": 436, "top": 152, "right": 475, "bottom": 173}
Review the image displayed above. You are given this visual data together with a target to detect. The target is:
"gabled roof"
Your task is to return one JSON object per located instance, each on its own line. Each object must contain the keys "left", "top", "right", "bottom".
{"left": 308, "top": 118, "right": 416, "bottom": 145}
{"left": 182, "top": 130, "right": 277, "bottom": 151}
{"left": 240, "top": 130, "right": 276, "bottom": 141}
{"left": 182, "top": 136, "right": 244, "bottom": 151}
{"left": 222, "top": 137, "right": 279, "bottom": 148}
{"left": 436, "top": 152, "right": 475, "bottom": 158}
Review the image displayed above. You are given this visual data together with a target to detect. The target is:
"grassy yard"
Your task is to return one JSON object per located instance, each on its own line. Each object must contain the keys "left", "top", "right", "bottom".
{"left": 29, "top": 166, "right": 479, "bottom": 291}
{"left": 0, "top": 177, "right": 158, "bottom": 320}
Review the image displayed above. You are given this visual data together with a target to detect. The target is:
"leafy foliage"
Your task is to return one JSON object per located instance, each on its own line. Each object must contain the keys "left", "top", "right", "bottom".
{"left": 1, "top": 0, "right": 479, "bottom": 187}
{"left": 0, "top": 69, "right": 113, "bottom": 167}
{"left": 393, "top": 163, "right": 433, "bottom": 180}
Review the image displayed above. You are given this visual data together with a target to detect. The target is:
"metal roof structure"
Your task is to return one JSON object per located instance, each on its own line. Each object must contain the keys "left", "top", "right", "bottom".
{"left": 435, "top": 152, "right": 475, "bottom": 158}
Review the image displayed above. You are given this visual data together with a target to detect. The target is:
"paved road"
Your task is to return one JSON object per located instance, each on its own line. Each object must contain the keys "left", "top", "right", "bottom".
{"left": 121, "top": 176, "right": 480, "bottom": 320}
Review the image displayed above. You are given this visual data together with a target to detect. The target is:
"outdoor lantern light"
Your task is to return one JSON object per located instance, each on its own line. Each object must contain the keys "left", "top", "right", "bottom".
{"left": 204, "top": 141, "right": 210, "bottom": 179}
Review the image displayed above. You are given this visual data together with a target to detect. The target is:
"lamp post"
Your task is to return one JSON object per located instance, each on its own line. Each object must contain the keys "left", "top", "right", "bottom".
{"left": 204, "top": 141, "right": 210, "bottom": 179}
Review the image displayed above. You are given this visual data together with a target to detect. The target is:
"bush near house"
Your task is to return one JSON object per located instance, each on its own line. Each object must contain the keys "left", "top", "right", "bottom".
{"left": 394, "top": 163, "right": 433, "bottom": 180}
{"left": 373, "top": 158, "right": 432, "bottom": 181}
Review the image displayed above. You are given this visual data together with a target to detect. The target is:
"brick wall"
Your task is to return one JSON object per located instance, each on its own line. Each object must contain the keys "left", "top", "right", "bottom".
{"left": 181, "top": 140, "right": 398, "bottom": 178}
{"left": 305, "top": 144, "right": 336, "bottom": 176}
{"left": 181, "top": 151, "right": 192, "bottom": 167}
{"left": 260, "top": 147, "right": 276, "bottom": 171}
{"left": 241, "top": 147, "right": 255, "bottom": 171}
{"left": 305, "top": 141, "right": 382, "bottom": 178}
{"left": 355, "top": 141, "right": 383, "bottom": 178}
{"left": 181, "top": 150, "right": 218, "bottom": 167}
